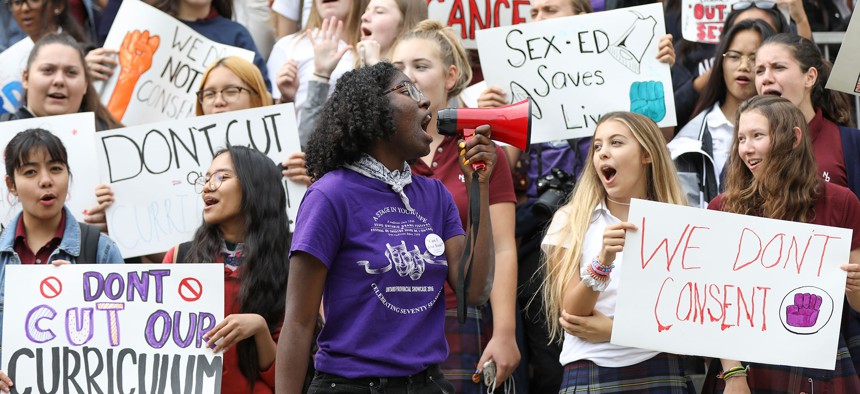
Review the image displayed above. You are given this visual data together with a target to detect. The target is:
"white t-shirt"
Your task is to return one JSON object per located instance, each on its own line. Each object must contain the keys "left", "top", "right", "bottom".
{"left": 704, "top": 103, "right": 734, "bottom": 188}
{"left": 271, "top": 0, "right": 312, "bottom": 28}
{"left": 266, "top": 32, "right": 354, "bottom": 122}
{"left": 542, "top": 203, "right": 659, "bottom": 368}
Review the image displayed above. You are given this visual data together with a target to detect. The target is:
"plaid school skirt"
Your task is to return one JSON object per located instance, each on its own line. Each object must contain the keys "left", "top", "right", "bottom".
{"left": 702, "top": 336, "right": 860, "bottom": 394}
{"left": 560, "top": 353, "right": 696, "bottom": 393}
{"left": 441, "top": 305, "right": 493, "bottom": 394}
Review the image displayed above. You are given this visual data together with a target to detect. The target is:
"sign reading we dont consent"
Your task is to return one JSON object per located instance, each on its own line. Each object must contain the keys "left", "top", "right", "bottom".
{"left": 612, "top": 199, "right": 851, "bottom": 370}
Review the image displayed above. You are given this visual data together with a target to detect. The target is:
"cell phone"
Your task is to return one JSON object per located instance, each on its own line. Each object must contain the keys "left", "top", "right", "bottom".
{"left": 482, "top": 360, "right": 497, "bottom": 388}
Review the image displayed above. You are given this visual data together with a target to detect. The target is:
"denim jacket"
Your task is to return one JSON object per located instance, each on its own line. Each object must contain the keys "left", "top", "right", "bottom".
{"left": 0, "top": 206, "right": 124, "bottom": 361}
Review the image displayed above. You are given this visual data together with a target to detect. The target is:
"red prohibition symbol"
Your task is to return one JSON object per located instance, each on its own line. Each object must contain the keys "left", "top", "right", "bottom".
{"left": 178, "top": 277, "right": 203, "bottom": 302}
{"left": 40, "top": 276, "right": 63, "bottom": 299}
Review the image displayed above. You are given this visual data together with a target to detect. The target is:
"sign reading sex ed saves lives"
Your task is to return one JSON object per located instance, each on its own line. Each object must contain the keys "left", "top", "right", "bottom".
{"left": 475, "top": 3, "right": 676, "bottom": 143}
{"left": 2, "top": 264, "right": 225, "bottom": 392}
{"left": 612, "top": 199, "right": 851, "bottom": 370}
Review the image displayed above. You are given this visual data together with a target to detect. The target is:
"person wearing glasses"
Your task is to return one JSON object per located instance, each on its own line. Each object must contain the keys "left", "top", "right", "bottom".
{"left": 277, "top": 62, "right": 497, "bottom": 393}
{"left": 671, "top": 0, "right": 799, "bottom": 132}
{"left": 0, "top": 128, "right": 124, "bottom": 393}
{"left": 391, "top": 21, "right": 519, "bottom": 394}
{"left": 194, "top": 56, "right": 312, "bottom": 186}
{"left": 5, "top": 0, "right": 91, "bottom": 45}
{"left": 162, "top": 145, "right": 291, "bottom": 394}
{"left": 669, "top": 20, "right": 776, "bottom": 208}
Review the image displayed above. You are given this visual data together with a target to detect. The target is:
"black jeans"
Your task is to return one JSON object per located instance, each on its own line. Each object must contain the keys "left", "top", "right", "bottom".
{"left": 307, "top": 365, "right": 455, "bottom": 394}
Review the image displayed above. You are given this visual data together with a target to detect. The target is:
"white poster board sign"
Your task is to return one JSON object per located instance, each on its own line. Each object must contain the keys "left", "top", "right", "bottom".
{"left": 680, "top": 0, "right": 790, "bottom": 44}
{"left": 97, "top": 0, "right": 255, "bottom": 126}
{"left": 2, "top": 264, "right": 224, "bottom": 393}
{"left": 0, "top": 38, "right": 33, "bottom": 114}
{"left": 0, "top": 113, "right": 100, "bottom": 226}
{"left": 475, "top": 3, "right": 676, "bottom": 144}
{"left": 97, "top": 104, "right": 304, "bottom": 258}
{"left": 612, "top": 199, "right": 850, "bottom": 370}
{"left": 827, "top": 11, "right": 860, "bottom": 97}
{"left": 680, "top": 0, "right": 734, "bottom": 43}
{"left": 428, "top": 0, "right": 530, "bottom": 49}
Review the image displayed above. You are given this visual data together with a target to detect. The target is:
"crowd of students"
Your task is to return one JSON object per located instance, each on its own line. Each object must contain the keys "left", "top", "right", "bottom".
{"left": 0, "top": 0, "right": 858, "bottom": 392}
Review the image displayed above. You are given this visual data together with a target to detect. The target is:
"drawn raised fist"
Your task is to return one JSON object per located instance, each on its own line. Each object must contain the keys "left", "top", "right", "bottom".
{"left": 786, "top": 293, "right": 822, "bottom": 328}
{"left": 629, "top": 81, "right": 665, "bottom": 122}
{"left": 118, "top": 30, "right": 160, "bottom": 77}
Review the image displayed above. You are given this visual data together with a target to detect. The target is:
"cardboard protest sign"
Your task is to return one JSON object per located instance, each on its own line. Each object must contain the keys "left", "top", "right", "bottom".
{"left": 680, "top": 0, "right": 734, "bottom": 43}
{"left": 0, "top": 113, "right": 99, "bottom": 226}
{"left": 827, "top": 11, "right": 860, "bottom": 97}
{"left": 97, "top": 0, "right": 255, "bottom": 126}
{"left": 475, "top": 3, "right": 676, "bottom": 144}
{"left": 427, "top": 0, "right": 531, "bottom": 49}
{"left": 97, "top": 104, "right": 303, "bottom": 257}
{"left": 2, "top": 264, "right": 224, "bottom": 392}
{"left": 612, "top": 199, "right": 850, "bottom": 370}
{"left": 0, "top": 37, "right": 33, "bottom": 114}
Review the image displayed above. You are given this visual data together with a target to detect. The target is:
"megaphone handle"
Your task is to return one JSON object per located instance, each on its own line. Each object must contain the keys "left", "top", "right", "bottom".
{"left": 462, "top": 128, "right": 486, "bottom": 172}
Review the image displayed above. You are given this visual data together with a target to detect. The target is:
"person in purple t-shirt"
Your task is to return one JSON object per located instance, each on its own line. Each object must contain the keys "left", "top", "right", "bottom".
{"left": 276, "top": 62, "right": 498, "bottom": 394}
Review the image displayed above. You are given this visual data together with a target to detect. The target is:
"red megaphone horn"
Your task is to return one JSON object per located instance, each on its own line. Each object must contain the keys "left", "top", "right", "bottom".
{"left": 437, "top": 99, "right": 532, "bottom": 171}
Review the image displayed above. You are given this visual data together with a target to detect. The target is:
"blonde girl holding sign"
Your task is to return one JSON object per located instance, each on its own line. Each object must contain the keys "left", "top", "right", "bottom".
{"left": 542, "top": 112, "right": 695, "bottom": 393}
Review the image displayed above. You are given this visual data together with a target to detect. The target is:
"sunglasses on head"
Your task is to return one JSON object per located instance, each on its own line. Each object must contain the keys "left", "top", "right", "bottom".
{"left": 732, "top": 1, "right": 777, "bottom": 11}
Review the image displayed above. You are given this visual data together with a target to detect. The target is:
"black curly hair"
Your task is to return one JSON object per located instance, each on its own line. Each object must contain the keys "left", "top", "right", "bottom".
{"left": 305, "top": 62, "right": 401, "bottom": 180}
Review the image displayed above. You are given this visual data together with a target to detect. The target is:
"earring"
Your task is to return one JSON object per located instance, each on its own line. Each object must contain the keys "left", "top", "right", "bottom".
{"left": 54, "top": 9, "right": 60, "bottom": 14}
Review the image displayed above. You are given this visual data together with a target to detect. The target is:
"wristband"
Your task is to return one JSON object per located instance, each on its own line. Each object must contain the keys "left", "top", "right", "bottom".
{"left": 313, "top": 72, "right": 330, "bottom": 80}
{"left": 717, "top": 365, "right": 749, "bottom": 381}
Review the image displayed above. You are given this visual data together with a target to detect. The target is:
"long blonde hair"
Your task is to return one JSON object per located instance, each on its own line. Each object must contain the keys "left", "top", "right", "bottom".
{"left": 541, "top": 112, "right": 686, "bottom": 341}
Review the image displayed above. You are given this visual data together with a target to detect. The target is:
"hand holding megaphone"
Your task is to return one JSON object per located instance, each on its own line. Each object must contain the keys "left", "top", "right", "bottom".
{"left": 457, "top": 125, "right": 496, "bottom": 182}
{"left": 438, "top": 99, "right": 533, "bottom": 174}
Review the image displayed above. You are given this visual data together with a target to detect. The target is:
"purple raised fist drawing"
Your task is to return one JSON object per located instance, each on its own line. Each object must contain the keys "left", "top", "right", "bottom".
{"left": 786, "top": 293, "right": 822, "bottom": 328}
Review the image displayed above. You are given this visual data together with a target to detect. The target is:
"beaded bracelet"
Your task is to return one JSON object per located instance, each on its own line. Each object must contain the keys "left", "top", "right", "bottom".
{"left": 581, "top": 256, "right": 613, "bottom": 292}
{"left": 717, "top": 365, "right": 749, "bottom": 381}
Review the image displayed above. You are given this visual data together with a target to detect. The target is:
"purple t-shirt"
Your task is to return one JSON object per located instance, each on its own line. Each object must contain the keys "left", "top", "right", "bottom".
{"left": 290, "top": 168, "right": 465, "bottom": 378}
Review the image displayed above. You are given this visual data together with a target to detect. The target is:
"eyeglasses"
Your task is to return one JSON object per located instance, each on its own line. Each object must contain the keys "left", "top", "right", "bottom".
{"left": 192, "top": 171, "right": 231, "bottom": 194}
{"left": 196, "top": 86, "right": 256, "bottom": 104}
{"left": 5, "top": 0, "right": 43, "bottom": 8}
{"left": 731, "top": 1, "right": 776, "bottom": 11}
{"left": 722, "top": 51, "right": 756, "bottom": 67}
{"left": 382, "top": 81, "right": 425, "bottom": 103}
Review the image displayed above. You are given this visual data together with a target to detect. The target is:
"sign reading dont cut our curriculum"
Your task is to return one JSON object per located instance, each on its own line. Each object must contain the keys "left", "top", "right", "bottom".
{"left": 2, "top": 264, "right": 225, "bottom": 393}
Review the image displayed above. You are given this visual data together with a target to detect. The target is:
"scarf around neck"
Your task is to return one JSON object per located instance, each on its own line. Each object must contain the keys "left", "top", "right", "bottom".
{"left": 344, "top": 153, "right": 414, "bottom": 211}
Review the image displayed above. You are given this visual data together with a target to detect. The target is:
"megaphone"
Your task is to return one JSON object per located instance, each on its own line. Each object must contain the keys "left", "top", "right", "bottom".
{"left": 437, "top": 99, "right": 533, "bottom": 171}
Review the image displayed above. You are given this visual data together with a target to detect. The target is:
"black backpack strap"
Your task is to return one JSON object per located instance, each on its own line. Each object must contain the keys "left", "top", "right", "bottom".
{"left": 77, "top": 222, "right": 100, "bottom": 264}
{"left": 175, "top": 241, "right": 193, "bottom": 263}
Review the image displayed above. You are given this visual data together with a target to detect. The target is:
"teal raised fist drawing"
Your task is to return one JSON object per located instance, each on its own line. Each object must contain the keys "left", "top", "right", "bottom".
{"left": 629, "top": 81, "right": 665, "bottom": 122}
